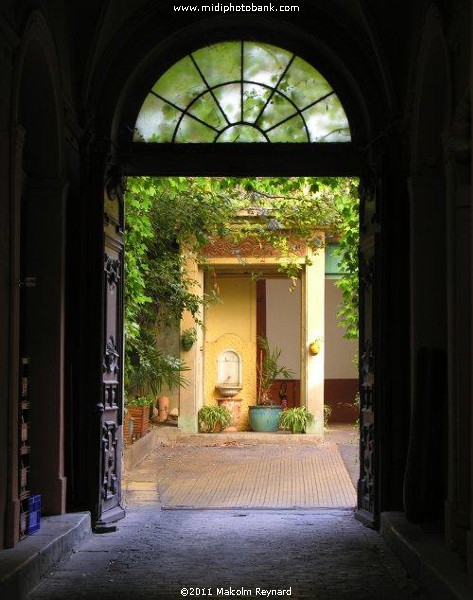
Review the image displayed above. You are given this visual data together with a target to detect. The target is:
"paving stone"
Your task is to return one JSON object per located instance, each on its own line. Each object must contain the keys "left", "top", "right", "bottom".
{"left": 27, "top": 436, "right": 427, "bottom": 600}
{"left": 28, "top": 508, "right": 427, "bottom": 600}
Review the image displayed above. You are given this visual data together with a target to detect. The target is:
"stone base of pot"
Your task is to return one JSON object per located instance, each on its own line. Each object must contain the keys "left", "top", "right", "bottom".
{"left": 248, "top": 405, "right": 282, "bottom": 432}
{"left": 217, "top": 397, "right": 242, "bottom": 431}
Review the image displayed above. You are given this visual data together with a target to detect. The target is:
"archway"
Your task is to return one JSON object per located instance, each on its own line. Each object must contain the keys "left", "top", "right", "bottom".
{"left": 117, "top": 37, "right": 365, "bottom": 516}
{"left": 80, "top": 10, "right": 398, "bottom": 529}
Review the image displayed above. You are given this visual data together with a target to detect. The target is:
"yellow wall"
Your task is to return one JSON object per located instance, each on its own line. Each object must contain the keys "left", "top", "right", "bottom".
{"left": 204, "top": 276, "right": 256, "bottom": 430}
{"left": 324, "top": 280, "right": 358, "bottom": 378}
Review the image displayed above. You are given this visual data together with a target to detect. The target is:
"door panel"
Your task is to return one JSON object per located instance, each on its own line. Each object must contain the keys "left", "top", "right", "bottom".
{"left": 356, "top": 173, "right": 378, "bottom": 526}
{"left": 96, "top": 167, "right": 125, "bottom": 526}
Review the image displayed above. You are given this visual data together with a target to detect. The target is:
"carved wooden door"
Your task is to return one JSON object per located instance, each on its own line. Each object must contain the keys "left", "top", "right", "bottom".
{"left": 356, "top": 173, "right": 378, "bottom": 527}
{"left": 96, "top": 168, "right": 126, "bottom": 526}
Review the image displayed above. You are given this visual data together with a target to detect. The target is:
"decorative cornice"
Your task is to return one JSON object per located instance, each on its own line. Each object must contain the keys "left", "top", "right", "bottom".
{"left": 203, "top": 236, "right": 307, "bottom": 259}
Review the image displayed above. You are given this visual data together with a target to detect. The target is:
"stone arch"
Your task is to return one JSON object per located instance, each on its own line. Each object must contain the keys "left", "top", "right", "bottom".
{"left": 113, "top": 21, "right": 371, "bottom": 151}
{"left": 80, "top": 6, "right": 397, "bottom": 526}
{"left": 11, "top": 11, "right": 64, "bottom": 177}
{"left": 82, "top": 6, "right": 396, "bottom": 160}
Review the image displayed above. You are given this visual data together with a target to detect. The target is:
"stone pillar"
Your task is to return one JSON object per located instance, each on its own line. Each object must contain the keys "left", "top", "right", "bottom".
{"left": 444, "top": 166, "right": 471, "bottom": 557}
{"left": 26, "top": 179, "right": 68, "bottom": 515}
{"left": 404, "top": 174, "right": 448, "bottom": 523}
{"left": 302, "top": 240, "right": 325, "bottom": 435}
{"left": 179, "top": 253, "right": 204, "bottom": 433}
{"left": 0, "top": 22, "right": 19, "bottom": 544}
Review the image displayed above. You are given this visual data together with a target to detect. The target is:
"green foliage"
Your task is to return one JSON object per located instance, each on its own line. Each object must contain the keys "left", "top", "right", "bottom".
{"left": 278, "top": 406, "right": 314, "bottom": 433}
{"left": 181, "top": 328, "right": 197, "bottom": 351}
{"left": 324, "top": 404, "right": 332, "bottom": 427}
{"left": 257, "top": 336, "right": 294, "bottom": 405}
{"left": 125, "top": 177, "right": 237, "bottom": 329}
{"left": 124, "top": 176, "right": 359, "bottom": 397}
{"left": 333, "top": 179, "right": 359, "bottom": 339}
{"left": 124, "top": 334, "right": 188, "bottom": 398}
{"left": 125, "top": 396, "right": 155, "bottom": 407}
{"left": 136, "top": 41, "right": 350, "bottom": 144}
{"left": 198, "top": 404, "right": 233, "bottom": 432}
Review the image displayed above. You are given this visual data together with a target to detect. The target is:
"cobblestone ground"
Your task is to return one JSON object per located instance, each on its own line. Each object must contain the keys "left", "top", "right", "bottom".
{"left": 28, "top": 505, "right": 426, "bottom": 600}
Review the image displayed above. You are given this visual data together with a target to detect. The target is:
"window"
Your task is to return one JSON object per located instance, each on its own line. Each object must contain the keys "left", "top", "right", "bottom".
{"left": 134, "top": 41, "right": 350, "bottom": 144}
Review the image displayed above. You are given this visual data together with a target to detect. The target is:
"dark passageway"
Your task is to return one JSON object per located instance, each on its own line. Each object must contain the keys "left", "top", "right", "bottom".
{"left": 27, "top": 508, "right": 424, "bottom": 600}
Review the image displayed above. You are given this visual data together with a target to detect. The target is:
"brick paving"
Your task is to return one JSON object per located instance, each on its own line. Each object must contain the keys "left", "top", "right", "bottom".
{"left": 28, "top": 433, "right": 428, "bottom": 600}
{"left": 126, "top": 442, "right": 356, "bottom": 509}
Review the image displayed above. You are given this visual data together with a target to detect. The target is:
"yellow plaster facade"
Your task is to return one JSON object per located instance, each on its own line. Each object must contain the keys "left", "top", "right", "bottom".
{"left": 203, "top": 277, "right": 257, "bottom": 431}
{"left": 179, "top": 233, "right": 326, "bottom": 435}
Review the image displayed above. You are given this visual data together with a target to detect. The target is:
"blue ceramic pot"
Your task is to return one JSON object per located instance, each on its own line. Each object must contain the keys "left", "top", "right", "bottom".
{"left": 248, "top": 405, "right": 282, "bottom": 432}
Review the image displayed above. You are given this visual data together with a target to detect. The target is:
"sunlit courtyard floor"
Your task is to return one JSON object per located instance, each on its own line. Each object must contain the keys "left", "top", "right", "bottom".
{"left": 124, "top": 429, "right": 357, "bottom": 509}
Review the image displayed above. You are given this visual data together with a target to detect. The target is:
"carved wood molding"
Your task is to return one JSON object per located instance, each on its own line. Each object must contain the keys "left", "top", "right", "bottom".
{"left": 104, "top": 254, "right": 120, "bottom": 289}
{"left": 104, "top": 160, "right": 126, "bottom": 205}
{"left": 103, "top": 335, "right": 119, "bottom": 375}
{"left": 101, "top": 421, "right": 118, "bottom": 500}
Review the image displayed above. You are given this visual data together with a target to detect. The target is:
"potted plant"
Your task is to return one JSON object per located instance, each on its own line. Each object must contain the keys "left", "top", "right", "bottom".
{"left": 125, "top": 336, "right": 188, "bottom": 442}
{"left": 181, "top": 327, "right": 197, "bottom": 351}
{"left": 279, "top": 406, "right": 314, "bottom": 434}
{"left": 198, "top": 404, "right": 232, "bottom": 433}
{"left": 124, "top": 396, "right": 155, "bottom": 439}
{"left": 249, "top": 336, "right": 294, "bottom": 432}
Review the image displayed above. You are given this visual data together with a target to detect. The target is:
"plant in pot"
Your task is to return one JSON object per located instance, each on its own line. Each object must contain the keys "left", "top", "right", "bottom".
{"left": 125, "top": 336, "right": 188, "bottom": 442}
{"left": 278, "top": 406, "right": 314, "bottom": 434}
{"left": 124, "top": 395, "right": 155, "bottom": 440}
{"left": 181, "top": 327, "right": 197, "bottom": 352}
{"left": 198, "top": 404, "right": 232, "bottom": 433}
{"left": 249, "top": 336, "right": 294, "bottom": 432}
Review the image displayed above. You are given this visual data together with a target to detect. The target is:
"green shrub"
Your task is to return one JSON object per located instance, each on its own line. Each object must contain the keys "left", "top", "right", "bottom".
{"left": 198, "top": 405, "right": 232, "bottom": 433}
{"left": 278, "top": 406, "right": 314, "bottom": 433}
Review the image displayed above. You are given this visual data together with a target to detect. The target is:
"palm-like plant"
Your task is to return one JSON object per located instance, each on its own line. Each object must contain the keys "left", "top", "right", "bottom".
{"left": 125, "top": 335, "right": 188, "bottom": 400}
{"left": 257, "top": 336, "right": 294, "bottom": 405}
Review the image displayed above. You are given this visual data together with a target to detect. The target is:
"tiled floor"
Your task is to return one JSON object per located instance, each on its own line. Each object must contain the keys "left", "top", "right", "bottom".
{"left": 125, "top": 442, "right": 356, "bottom": 509}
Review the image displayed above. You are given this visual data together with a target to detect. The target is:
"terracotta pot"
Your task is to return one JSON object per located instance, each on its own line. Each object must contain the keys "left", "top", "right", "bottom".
{"left": 157, "top": 396, "right": 169, "bottom": 422}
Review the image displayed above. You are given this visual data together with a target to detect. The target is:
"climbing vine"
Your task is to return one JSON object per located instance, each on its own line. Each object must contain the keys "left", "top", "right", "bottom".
{"left": 124, "top": 176, "right": 359, "bottom": 395}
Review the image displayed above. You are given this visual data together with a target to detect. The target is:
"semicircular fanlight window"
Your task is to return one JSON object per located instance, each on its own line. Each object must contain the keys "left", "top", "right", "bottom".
{"left": 134, "top": 41, "right": 351, "bottom": 143}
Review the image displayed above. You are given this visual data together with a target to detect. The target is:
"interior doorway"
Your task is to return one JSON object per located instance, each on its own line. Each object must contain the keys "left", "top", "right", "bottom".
{"left": 257, "top": 278, "right": 301, "bottom": 409}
